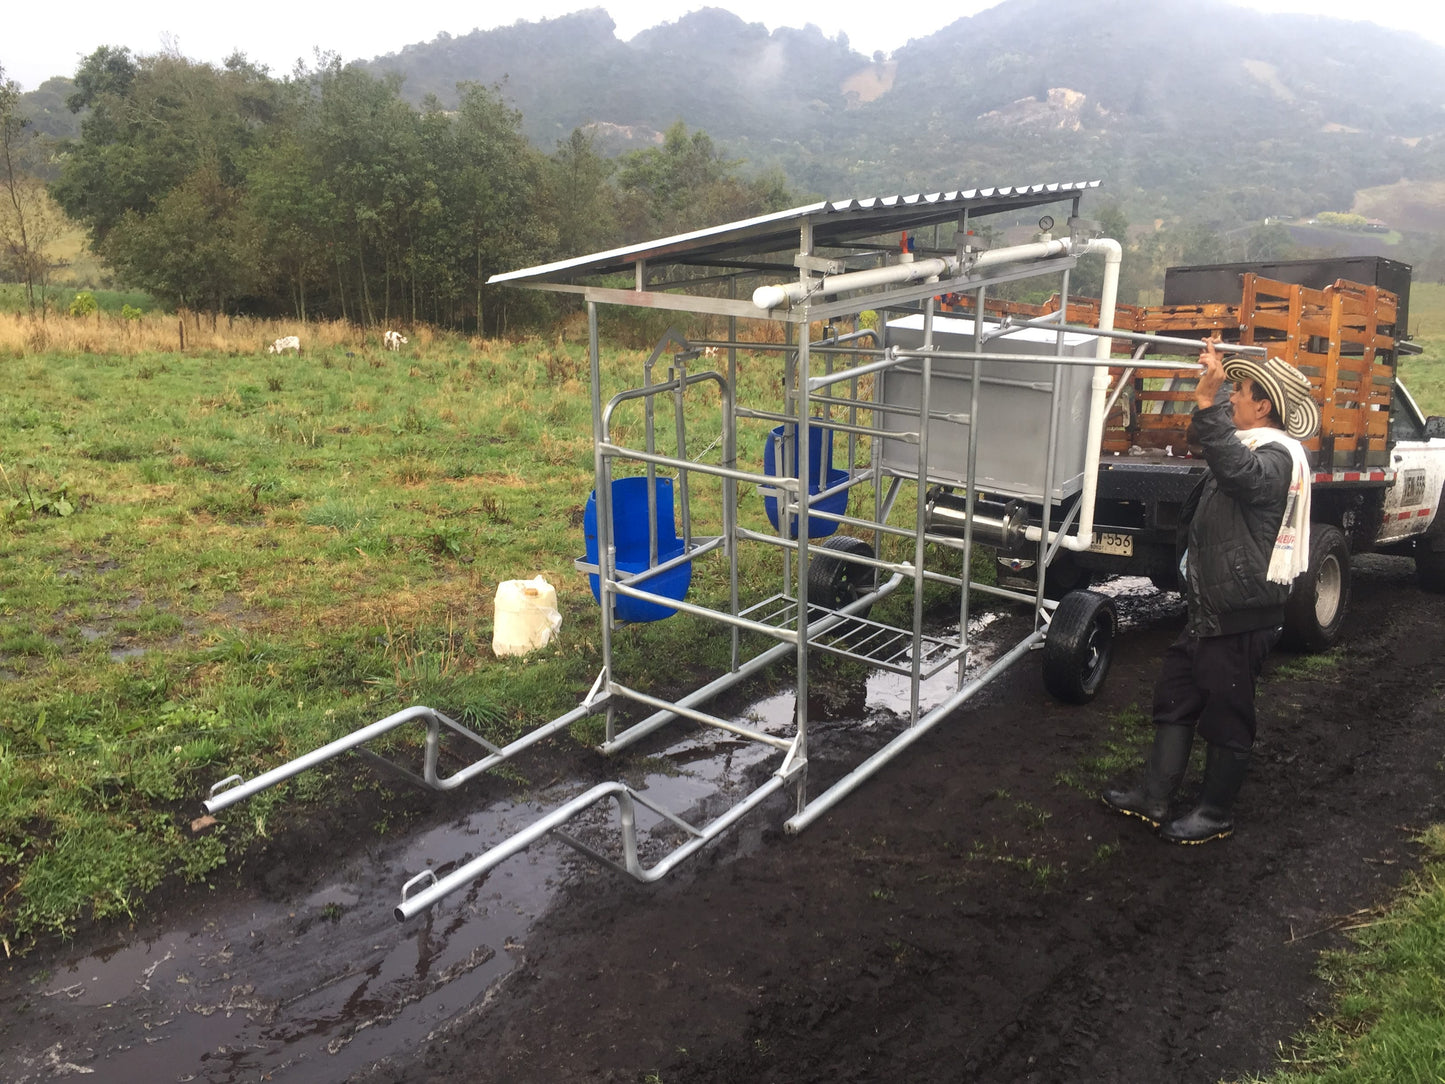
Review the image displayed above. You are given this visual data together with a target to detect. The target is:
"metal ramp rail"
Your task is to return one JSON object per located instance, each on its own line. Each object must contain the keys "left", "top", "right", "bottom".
{"left": 201, "top": 183, "right": 1234, "bottom": 922}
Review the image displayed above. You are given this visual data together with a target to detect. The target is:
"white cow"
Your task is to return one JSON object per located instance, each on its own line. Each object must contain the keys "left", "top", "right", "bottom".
{"left": 384, "top": 330, "right": 408, "bottom": 351}
{"left": 268, "top": 335, "right": 301, "bottom": 355}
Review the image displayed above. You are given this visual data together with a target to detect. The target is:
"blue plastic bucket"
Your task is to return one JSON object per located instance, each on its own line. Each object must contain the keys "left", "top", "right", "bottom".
{"left": 583, "top": 476, "right": 692, "bottom": 622}
{"left": 763, "top": 422, "right": 847, "bottom": 539}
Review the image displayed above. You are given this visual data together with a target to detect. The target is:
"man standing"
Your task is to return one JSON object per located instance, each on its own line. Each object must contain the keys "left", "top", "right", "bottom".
{"left": 1103, "top": 338, "right": 1320, "bottom": 843}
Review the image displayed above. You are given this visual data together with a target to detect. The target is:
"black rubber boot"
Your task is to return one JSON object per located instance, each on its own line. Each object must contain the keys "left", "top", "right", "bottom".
{"left": 1160, "top": 745, "right": 1250, "bottom": 844}
{"left": 1101, "top": 723, "right": 1193, "bottom": 828}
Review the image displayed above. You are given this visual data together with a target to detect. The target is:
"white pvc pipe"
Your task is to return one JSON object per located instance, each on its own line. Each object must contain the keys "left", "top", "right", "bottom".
{"left": 749, "top": 234, "right": 1125, "bottom": 553}
{"left": 750, "top": 238, "right": 1075, "bottom": 312}
{"left": 1021, "top": 236, "right": 1123, "bottom": 553}
{"left": 752, "top": 257, "right": 952, "bottom": 311}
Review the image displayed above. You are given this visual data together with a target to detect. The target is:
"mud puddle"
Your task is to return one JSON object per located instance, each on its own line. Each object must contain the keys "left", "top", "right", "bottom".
{"left": 0, "top": 578, "right": 1179, "bottom": 1083}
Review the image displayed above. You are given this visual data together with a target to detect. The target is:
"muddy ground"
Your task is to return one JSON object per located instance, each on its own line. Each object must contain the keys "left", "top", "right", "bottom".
{"left": 3, "top": 554, "right": 1443, "bottom": 1083}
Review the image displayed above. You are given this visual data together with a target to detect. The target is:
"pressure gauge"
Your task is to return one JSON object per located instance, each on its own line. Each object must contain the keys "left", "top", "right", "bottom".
{"left": 1039, "top": 215, "right": 1054, "bottom": 232}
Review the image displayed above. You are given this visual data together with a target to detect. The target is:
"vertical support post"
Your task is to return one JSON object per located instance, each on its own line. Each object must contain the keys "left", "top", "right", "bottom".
{"left": 956, "top": 286, "right": 986, "bottom": 684}
{"left": 909, "top": 298, "right": 935, "bottom": 725}
{"left": 1031, "top": 265, "right": 1072, "bottom": 630}
{"left": 589, "top": 302, "right": 618, "bottom": 742}
{"left": 643, "top": 348, "right": 659, "bottom": 566}
{"left": 727, "top": 277, "right": 741, "bottom": 674}
{"left": 673, "top": 351, "right": 691, "bottom": 548}
{"left": 795, "top": 307, "right": 813, "bottom": 761}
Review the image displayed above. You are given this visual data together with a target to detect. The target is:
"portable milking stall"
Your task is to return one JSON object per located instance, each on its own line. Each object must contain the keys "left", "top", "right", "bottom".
{"left": 204, "top": 181, "right": 1256, "bottom": 921}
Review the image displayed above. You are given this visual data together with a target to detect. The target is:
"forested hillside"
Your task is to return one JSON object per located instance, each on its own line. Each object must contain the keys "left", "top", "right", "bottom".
{"left": 357, "top": 0, "right": 1445, "bottom": 228}
{"left": 2, "top": 52, "right": 793, "bottom": 329}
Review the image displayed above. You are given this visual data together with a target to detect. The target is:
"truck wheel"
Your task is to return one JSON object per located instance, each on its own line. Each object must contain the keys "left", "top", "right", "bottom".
{"left": 1146, "top": 547, "right": 1181, "bottom": 594}
{"left": 1042, "top": 590, "right": 1117, "bottom": 705}
{"left": 1417, "top": 543, "right": 1445, "bottom": 594}
{"left": 1281, "top": 523, "right": 1350, "bottom": 652}
{"left": 807, "top": 536, "right": 876, "bottom": 616}
{"left": 1043, "top": 553, "right": 1092, "bottom": 599}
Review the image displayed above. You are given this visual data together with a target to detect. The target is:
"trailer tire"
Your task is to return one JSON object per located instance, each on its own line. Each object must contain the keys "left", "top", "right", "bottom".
{"left": 1417, "top": 543, "right": 1445, "bottom": 594}
{"left": 1281, "top": 523, "right": 1350, "bottom": 652}
{"left": 808, "top": 536, "right": 877, "bottom": 616}
{"left": 1042, "top": 590, "right": 1117, "bottom": 705}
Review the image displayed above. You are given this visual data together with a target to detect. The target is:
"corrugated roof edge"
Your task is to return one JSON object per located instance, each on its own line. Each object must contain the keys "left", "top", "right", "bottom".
{"left": 488, "top": 180, "right": 1102, "bottom": 286}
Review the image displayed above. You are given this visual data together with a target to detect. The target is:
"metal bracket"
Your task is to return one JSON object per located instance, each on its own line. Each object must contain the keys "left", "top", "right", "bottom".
{"left": 1068, "top": 216, "right": 1099, "bottom": 243}
{"left": 795, "top": 254, "right": 846, "bottom": 275}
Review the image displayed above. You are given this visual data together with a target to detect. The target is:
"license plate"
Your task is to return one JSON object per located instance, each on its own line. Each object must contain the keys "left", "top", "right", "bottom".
{"left": 1090, "top": 531, "right": 1133, "bottom": 556}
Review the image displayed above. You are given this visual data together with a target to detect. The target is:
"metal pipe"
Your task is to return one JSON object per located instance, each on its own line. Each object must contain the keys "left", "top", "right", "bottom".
{"left": 1019, "top": 238, "right": 1123, "bottom": 554}
{"left": 754, "top": 257, "right": 954, "bottom": 311}
{"left": 998, "top": 314, "right": 1267, "bottom": 358}
{"left": 607, "top": 683, "right": 794, "bottom": 750}
{"left": 602, "top": 571, "right": 903, "bottom": 754}
{"left": 203, "top": 698, "right": 599, "bottom": 812}
{"left": 205, "top": 706, "right": 446, "bottom": 811}
{"left": 752, "top": 238, "right": 1078, "bottom": 313}
{"left": 924, "top": 491, "right": 1026, "bottom": 548}
{"left": 395, "top": 772, "right": 791, "bottom": 920}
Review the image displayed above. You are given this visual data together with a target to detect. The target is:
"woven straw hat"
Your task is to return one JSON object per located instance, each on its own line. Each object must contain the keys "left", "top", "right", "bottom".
{"left": 1221, "top": 355, "right": 1320, "bottom": 441}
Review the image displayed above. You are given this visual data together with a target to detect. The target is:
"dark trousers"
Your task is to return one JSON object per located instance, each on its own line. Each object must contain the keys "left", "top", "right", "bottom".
{"left": 1152, "top": 627, "right": 1279, "bottom": 752}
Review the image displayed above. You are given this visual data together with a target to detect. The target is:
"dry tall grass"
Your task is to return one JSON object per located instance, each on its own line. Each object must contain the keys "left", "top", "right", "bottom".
{"left": 0, "top": 311, "right": 423, "bottom": 357}
{"left": 0, "top": 307, "right": 817, "bottom": 359}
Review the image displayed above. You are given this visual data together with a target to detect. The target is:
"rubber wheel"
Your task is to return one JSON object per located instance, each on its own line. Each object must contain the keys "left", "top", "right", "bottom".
{"left": 1281, "top": 523, "right": 1350, "bottom": 652}
{"left": 1041, "top": 590, "right": 1118, "bottom": 705}
{"left": 1417, "top": 542, "right": 1445, "bottom": 594}
{"left": 807, "top": 536, "right": 876, "bottom": 616}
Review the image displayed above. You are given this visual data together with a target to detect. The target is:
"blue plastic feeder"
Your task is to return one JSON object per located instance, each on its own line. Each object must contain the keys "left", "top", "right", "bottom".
{"left": 763, "top": 422, "right": 847, "bottom": 539}
{"left": 583, "top": 476, "right": 692, "bottom": 622}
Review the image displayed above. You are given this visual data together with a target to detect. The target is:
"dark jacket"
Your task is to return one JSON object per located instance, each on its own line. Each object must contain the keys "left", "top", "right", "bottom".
{"left": 1178, "top": 402, "right": 1293, "bottom": 637}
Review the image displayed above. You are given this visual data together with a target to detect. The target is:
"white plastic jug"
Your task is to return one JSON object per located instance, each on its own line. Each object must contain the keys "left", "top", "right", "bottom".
{"left": 492, "top": 576, "right": 562, "bottom": 657}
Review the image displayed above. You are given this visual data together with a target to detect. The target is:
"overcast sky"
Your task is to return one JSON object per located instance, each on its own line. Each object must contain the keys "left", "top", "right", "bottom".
{"left": 5, "top": 0, "right": 1445, "bottom": 92}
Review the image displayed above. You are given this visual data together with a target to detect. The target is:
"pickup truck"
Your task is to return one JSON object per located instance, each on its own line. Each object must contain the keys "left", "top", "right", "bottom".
{"left": 989, "top": 255, "right": 1445, "bottom": 650}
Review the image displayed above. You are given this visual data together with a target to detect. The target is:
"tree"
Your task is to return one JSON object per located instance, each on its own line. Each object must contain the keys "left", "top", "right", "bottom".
{"left": 550, "top": 128, "right": 617, "bottom": 259}
{"left": 1071, "top": 204, "right": 1130, "bottom": 300}
{"left": 1242, "top": 222, "right": 1298, "bottom": 262}
{"left": 614, "top": 121, "right": 796, "bottom": 244}
{"left": 443, "top": 82, "right": 554, "bottom": 333}
{"left": 104, "top": 165, "right": 259, "bottom": 315}
{"left": 52, "top": 49, "right": 281, "bottom": 316}
{"left": 0, "top": 65, "right": 63, "bottom": 316}
{"left": 615, "top": 122, "right": 739, "bottom": 240}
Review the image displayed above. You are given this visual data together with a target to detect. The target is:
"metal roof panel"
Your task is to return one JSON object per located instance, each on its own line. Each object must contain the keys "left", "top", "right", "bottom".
{"left": 488, "top": 180, "right": 1102, "bottom": 286}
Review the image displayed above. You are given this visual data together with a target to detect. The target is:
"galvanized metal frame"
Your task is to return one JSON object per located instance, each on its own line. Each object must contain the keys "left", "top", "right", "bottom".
{"left": 203, "top": 182, "right": 1200, "bottom": 919}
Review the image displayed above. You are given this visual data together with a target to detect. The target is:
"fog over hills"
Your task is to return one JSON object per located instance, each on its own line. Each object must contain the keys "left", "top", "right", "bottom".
{"left": 353, "top": 0, "right": 1445, "bottom": 235}
{"left": 18, "top": 0, "right": 1445, "bottom": 241}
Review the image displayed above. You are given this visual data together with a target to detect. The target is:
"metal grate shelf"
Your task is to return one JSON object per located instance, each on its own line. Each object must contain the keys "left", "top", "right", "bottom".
{"left": 740, "top": 593, "right": 965, "bottom": 678}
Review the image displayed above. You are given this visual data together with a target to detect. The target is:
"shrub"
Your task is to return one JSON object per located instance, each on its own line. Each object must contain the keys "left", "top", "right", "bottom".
{"left": 69, "top": 292, "right": 98, "bottom": 318}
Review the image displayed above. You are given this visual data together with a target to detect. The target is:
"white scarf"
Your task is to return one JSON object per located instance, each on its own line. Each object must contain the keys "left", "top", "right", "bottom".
{"left": 1236, "top": 427, "right": 1311, "bottom": 585}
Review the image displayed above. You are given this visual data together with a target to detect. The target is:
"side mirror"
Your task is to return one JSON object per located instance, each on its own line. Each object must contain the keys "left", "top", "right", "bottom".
{"left": 1426, "top": 417, "right": 1445, "bottom": 440}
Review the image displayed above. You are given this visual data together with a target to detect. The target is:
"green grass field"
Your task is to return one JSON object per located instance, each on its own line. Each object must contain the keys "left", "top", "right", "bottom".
{"left": 2, "top": 317, "right": 1444, "bottom": 1082}
{"left": 0, "top": 325, "right": 958, "bottom": 951}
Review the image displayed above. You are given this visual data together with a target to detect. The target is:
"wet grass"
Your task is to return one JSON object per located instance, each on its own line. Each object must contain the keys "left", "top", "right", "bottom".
{"left": 0, "top": 328, "right": 818, "bottom": 951}
{"left": 1240, "top": 825, "right": 1445, "bottom": 1084}
{"left": 1055, "top": 701, "right": 1154, "bottom": 793}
